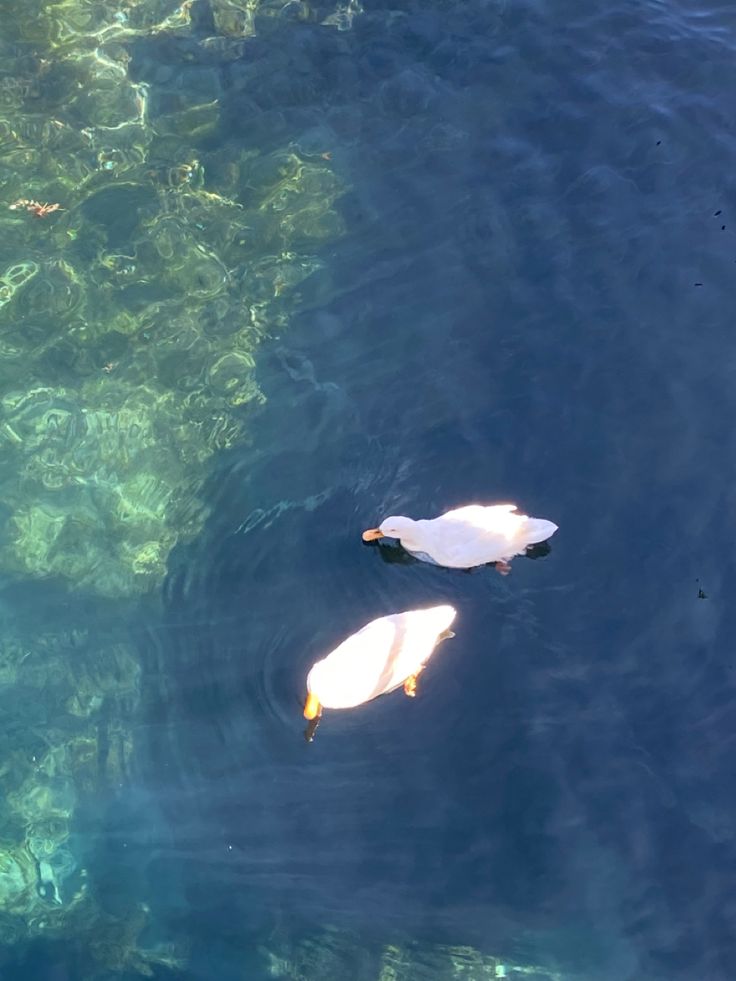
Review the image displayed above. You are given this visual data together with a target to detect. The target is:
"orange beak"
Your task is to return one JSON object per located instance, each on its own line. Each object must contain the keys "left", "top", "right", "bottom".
{"left": 362, "top": 528, "right": 384, "bottom": 542}
{"left": 303, "top": 692, "right": 322, "bottom": 720}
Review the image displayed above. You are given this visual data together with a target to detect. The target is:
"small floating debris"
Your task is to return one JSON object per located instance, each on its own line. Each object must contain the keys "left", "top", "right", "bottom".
{"left": 9, "top": 198, "right": 64, "bottom": 218}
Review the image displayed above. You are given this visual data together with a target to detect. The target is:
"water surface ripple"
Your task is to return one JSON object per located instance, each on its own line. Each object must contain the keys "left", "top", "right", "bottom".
{"left": 129, "top": 0, "right": 736, "bottom": 978}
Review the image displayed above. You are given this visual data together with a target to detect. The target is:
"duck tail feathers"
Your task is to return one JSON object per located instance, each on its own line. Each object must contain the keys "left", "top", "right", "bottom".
{"left": 521, "top": 517, "right": 558, "bottom": 545}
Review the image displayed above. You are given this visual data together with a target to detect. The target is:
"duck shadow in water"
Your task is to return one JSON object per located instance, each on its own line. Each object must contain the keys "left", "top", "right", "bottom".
{"left": 364, "top": 537, "right": 552, "bottom": 571}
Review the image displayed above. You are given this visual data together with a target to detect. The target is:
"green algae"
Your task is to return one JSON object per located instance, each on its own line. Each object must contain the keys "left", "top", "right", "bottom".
{"left": 0, "top": 614, "right": 171, "bottom": 969}
{"left": 0, "top": 0, "right": 353, "bottom": 972}
{"left": 261, "top": 929, "right": 567, "bottom": 981}
{"left": 0, "top": 4, "right": 344, "bottom": 598}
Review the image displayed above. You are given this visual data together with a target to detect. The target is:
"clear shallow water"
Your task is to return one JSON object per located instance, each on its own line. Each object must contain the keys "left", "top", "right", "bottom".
{"left": 4, "top": 0, "right": 736, "bottom": 978}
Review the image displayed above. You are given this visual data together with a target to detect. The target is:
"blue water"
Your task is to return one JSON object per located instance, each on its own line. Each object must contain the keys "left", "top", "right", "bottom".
{"left": 8, "top": 0, "right": 736, "bottom": 977}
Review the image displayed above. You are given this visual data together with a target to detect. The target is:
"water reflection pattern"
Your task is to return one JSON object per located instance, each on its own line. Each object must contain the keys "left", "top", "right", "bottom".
{"left": 0, "top": 0, "right": 344, "bottom": 973}
{"left": 0, "top": 0, "right": 344, "bottom": 598}
{"left": 0, "top": 617, "right": 184, "bottom": 973}
{"left": 263, "top": 927, "right": 564, "bottom": 980}
{"left": 0, "top": 0, "right": 570, "bottom": 976}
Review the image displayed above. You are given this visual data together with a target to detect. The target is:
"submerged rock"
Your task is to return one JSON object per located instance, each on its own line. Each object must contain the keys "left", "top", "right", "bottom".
{"left": 261, "top": 929, "right": 567, "bottom": 981}
{"left": 0, "top": 0, "right": 347, "bottom": 972}
{"left": 0, "top": 0, "right": 344, "bottom": 600}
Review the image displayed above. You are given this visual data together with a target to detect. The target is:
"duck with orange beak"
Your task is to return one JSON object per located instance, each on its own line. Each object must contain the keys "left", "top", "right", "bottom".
{"left": 362, "top": 503, "right": 557, "bottom": 574}
{"left": 303, "top": 604, "right": 457, "bottom": 741}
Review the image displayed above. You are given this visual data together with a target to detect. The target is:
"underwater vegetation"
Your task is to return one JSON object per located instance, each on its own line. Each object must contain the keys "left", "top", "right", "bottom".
{"left": 0, "top": 0, "right": 566, "bottom": 976}
{"left": 0, "top": 0, "right": 351, "bottom": 974}
{"left": 0, "top": 608, "right": 187, "bottom": 975}
{"left": 0, "top": 0, "right": 346, "bottom": 599}
{"left": 261, "top": 926, "right": 567, "bottom": 980}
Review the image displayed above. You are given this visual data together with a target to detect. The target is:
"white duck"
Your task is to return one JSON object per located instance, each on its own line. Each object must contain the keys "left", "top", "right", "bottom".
{"left": 303, "top": 604, "right": 456, "bottom": 740}
{"left": 362, "top": 503, "right": 557, "bottom": 574}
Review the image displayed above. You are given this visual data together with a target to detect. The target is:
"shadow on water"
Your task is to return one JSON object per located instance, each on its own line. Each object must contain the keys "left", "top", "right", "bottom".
{"left": 363, "top": 537, "right": 553, "bottom": 567}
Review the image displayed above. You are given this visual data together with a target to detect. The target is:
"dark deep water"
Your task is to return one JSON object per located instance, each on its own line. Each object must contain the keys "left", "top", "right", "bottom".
{"left": 10, "top": 0, "right": 736, "bottom": 977}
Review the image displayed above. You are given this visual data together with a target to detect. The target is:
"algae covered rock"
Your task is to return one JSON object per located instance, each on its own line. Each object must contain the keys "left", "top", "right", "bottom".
{"left": 0, "top": 0, "right": 349, "bottom": 972}
{"left": 260, "top": 928, "right": 567, "bottom": 981}
{"left": 0, "top": 613, "right": 164, "bottom": 965}
{"left": 0, "top": 102, "right": 342, "bottom": 599}
{"left": 0, "top": 848, "right": 36, "bottom": 914}
{"left": 0, "top": 383, "right": 205, "bottom": 594}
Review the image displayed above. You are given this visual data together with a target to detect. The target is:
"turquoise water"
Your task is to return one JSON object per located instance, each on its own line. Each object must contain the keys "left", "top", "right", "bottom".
{"left": 2, "top": 0, "right": 735, "bottom": 978}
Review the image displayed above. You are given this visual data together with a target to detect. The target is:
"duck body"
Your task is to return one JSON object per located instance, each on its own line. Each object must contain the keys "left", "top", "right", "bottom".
{"left": 304, "top": 605, "right": 456, "bottom": 729}
{"left": 363, "top": 504, "right": 558, "bottom": 571}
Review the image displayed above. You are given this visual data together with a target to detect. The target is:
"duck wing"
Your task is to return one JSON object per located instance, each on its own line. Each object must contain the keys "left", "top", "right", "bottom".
{"left": 317, "top": 617, "right": 402, "bottom": 707}
{"left": 420, "top": 505, "right": 520, "bottom": 566}
{"left": 440, "top": 503, "right": 519, "bottom": 529}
